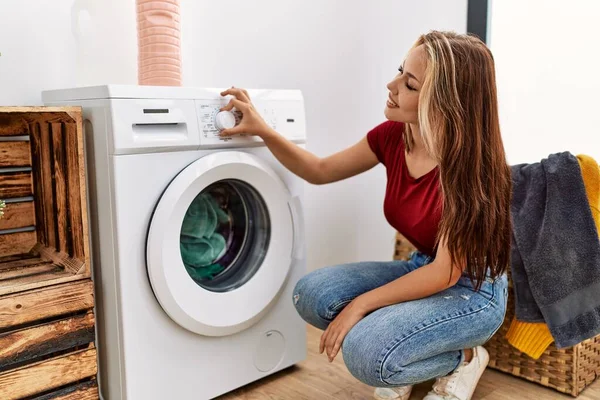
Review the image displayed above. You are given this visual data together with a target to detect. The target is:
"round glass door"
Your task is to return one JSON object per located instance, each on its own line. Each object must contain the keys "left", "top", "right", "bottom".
{"left": 146, "top": 151, "right": 296, "bottom": 337}
{"left": 180, "top": 179, "right": 270, "bottom": 292}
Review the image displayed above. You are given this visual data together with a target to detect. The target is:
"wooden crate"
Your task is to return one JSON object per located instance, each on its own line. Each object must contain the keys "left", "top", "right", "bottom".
{"left": 0, "top": 107, "right": 91, "bottom": 296}
{"left": 0, "top": 280, "right": 98, "bottom": 399}
{"left": 0, "top": 107, "right": 99, "bottom": 399}
{"left": 392, "top": 232, "right": 600, "bottom": 397}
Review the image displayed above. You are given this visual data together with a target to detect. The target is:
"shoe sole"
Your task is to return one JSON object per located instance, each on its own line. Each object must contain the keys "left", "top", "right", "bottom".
{"left": 373, "top": 388, "right": 412, "bottom": 400}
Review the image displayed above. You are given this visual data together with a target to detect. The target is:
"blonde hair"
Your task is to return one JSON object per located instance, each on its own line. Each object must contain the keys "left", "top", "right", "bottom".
{"left": 405, "top": 31, "right": 512, "bottom": 289}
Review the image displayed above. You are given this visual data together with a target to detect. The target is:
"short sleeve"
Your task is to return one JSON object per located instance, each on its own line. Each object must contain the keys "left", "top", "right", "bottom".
{"left": 366, "top": 121, "right": 403, "bottom": 166}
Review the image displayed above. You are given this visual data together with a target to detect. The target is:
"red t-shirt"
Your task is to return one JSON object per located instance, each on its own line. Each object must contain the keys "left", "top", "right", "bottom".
{"left": 367, "top": 121, "right": 443, "bottom": 257}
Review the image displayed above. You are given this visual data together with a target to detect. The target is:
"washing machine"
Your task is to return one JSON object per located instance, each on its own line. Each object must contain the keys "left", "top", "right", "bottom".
{"left": 42, "top": 85, "right": 307, "bottom": 400}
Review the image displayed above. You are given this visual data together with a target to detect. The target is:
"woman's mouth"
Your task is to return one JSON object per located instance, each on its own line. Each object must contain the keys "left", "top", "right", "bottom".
{"left": 387, "top": 95, "right": 399, "bottom": 108}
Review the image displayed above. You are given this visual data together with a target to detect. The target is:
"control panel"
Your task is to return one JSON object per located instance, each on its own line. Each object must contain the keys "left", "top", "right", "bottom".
{"left": 42, "top": 85, "right": 306, "bottom": 154}
{"left": 195, "top": 88, "right": 306, "bottom": 147}
{"left": 197, "top": 103, "right": 243, "bottom": 137}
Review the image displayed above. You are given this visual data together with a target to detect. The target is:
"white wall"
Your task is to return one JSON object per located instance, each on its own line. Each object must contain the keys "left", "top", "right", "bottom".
{"left": 0, "top": 1, "right": 77, "bottom": 105}
{"left": 489, "top": 0, "right": 600, "bottom": 165}
{"left": 0, "top": 0, "right": 468, "bottom": 271}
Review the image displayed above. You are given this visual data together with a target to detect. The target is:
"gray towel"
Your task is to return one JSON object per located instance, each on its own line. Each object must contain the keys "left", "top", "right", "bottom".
{"left": 511, "top": 151, "right": 600, "bottom": 348}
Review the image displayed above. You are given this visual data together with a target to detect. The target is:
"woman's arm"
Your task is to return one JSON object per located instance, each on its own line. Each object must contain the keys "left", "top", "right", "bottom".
{"left": 219, "top": 87, "right": 379, "bottom": 185}
{"left": 261, "top": 132, "right": 378, "bottom": 185}
{"left": 319, "top": 238, "right": 465, "bottom": 361}
{"left": 354, "top": 236, "right": 465, "bottom": 314}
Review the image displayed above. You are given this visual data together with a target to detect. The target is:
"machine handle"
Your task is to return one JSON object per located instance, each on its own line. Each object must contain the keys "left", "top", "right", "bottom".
{"left": 288, "top": 195, "right": 306, "bottom": 261}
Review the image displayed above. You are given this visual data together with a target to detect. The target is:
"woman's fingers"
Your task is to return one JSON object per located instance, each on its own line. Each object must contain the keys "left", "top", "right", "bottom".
{"left": 326, "top": 330, "right": 340, "bottom": 361}
{"left": 330, "top": 335, "right": 344, "bottom": 361}
{"left": 319, "top": 331, "right": 326, "bottom": 354}
{"left": 220, "top": 87, "right": 250, "bottom": 103}
{"left": 321, "top": 324, "right": 343, "bottom": 362}
{"left": 220, "top": 98, "right": 247, "bottom": 112}
{"left": 219, "top": 98, "right": 248, "bottom": 136}
{"left": 319, "top": 326, "right": 330, "bottom": 354}
{"left": 218, "top": 86, "right": 270, "bottom": 137}
{"left": 219, "top": 125, "right": 245, "bottom": 136}
{"left": 240, "top": 88, "right": 251, "bottom": 100}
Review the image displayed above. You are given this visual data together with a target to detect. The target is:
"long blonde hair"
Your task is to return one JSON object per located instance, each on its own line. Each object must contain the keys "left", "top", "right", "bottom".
{"left": 405, "top": 31, "right": 512, "bottom": 289}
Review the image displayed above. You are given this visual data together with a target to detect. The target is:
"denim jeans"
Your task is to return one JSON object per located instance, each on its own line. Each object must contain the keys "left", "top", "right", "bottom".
{"left": 293, "top": 250, "right": 508, "bottom": 388}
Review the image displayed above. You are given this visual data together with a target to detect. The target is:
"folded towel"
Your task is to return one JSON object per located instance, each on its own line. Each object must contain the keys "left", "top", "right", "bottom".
{"left": 510, "top": 151, "right": 600, "bottom": 348}
{"left": 180, "top": 193, "right": 230, "bottom": 280}
{"left": 506, "top": 154, "right": 600, "bottom": 357}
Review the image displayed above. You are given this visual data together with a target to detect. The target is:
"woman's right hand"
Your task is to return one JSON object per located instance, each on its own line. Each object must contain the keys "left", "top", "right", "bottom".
{"left": 219, "top": 87, "right": 273, "bottom": 138}
{"left": 219, "top": 86, "right": 380, "bottom": 185}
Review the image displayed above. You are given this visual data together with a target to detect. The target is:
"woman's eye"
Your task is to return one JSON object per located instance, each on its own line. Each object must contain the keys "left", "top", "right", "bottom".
{"left": 399, "top": 66, "right": 415, "bottom": 90}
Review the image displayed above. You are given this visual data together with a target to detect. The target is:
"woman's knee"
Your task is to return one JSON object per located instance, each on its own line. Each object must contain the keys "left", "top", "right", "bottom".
{"left": 342, "top": 324, "right": 385, "bottom": 386}
{"left": 342, "top": 320, "right": 419, "bottom": 387}
{"left": 292, "top": 268, "right": 349, "bottom": 329}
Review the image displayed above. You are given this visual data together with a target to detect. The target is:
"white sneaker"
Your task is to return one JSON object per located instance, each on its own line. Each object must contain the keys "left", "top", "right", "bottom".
{"left": 374, "top": 385, "right": 413, "bottom": 400}
{"left": 423, "top": 346, "right": 489, "bottom": 400}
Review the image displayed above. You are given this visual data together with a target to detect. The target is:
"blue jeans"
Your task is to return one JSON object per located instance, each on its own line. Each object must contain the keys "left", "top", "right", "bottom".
{"left": 293, "top": 251, "right": 508, "bottom": 388}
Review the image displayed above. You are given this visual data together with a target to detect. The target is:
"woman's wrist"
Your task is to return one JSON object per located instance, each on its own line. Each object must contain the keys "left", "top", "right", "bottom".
{"left": 258, "top": 126, "right": 278, "bottom": 140}
{"left": 351, "top": 295, "right": 373, "bottom": 315}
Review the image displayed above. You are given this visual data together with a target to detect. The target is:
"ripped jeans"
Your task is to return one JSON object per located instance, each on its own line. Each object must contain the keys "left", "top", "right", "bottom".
{"left": 293, "top": 250, "right": 508, "bottom": 388}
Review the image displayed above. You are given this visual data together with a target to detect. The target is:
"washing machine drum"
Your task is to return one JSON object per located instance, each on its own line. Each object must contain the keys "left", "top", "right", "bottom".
{"left": 146, "top": 151, "right": 302, "bottom": 337}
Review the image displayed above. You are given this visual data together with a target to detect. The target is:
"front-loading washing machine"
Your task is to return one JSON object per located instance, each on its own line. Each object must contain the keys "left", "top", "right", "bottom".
{"left": 42, "top": 85, "right": 307, "bottom": 399}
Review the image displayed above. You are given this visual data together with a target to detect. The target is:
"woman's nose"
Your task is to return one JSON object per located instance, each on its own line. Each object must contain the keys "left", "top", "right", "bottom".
{"left": 387, "top": 77, "right": 400, "bottom": 93}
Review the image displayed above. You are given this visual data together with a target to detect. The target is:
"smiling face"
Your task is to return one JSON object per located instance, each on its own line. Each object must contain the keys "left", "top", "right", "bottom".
{"left": 384, "top": 45, "right": 427, "bottom": 124}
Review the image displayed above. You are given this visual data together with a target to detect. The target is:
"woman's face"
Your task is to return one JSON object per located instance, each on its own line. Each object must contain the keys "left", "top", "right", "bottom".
{"left": 385, "top": 45, "right": 426, "bottom": 124}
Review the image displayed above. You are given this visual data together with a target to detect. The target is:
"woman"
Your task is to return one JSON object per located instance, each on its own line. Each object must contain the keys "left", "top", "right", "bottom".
{"left": 219, "top": 31, "right": 511, "bottom": 400}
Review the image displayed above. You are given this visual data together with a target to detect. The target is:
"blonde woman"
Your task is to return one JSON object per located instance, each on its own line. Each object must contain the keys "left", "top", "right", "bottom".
{"left": 220, "top": 31, "right": 511, "bottom": 400}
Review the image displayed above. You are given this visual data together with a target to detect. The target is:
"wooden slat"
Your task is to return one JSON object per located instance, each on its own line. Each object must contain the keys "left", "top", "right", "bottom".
{"left": 0, "top": 231, "right": 36, "bottom": 258}
{"left": 64, "top": 121, "right": 86, "bottom": 261}
{"left": 0, "top": 262, "right": 59, "bottom": 281}
{"left": 51, "top": 123, "right": 69, "bottom": 254}
{"left": 0, "top": 171, "right": 33, "bottom": 198}
{"left": 0, "top": 114, "right": 29, "bottom": 136}
{"left": 0, "top": 255, "right": 44, "bottom": 271}
{"left": 0, "top": 141, "right": 31, "bottom": 167}
{"left": 0, "top": 279, "right": 94, "bottom": 330}
{"left": 35, "top": 243, "right": 83, "bottom": 274}
{"left": 40, "top": 122, "right": 56, "bottom": 250}
{"left": 25, "top": 113, "right": 75, "bottom": 124}
{"left": 29, "top": 123, "right": 47, "bottom": 246}
{"left": 0, "top": 346, "right": 97, "bottom": 400}
{"left": 0, "top": 201, "right": 35, "bottom": 231}
{"left": 0, "top": 269, "right": 76, "bottom": 297}
{"left": 0, "top": 106, "right": 81, "bottom": 114}
{"left": 0, "top": 108, "right": 80, "bottom": 126}
{"left": 31, "top": 122, "right": 56, "bottom": 249}
{"left": 0, "top": 310, "right": 95, "bottom": 371}
{"left": 31, "top": 380, "right": 98, "bottom": 400}
{"left": 0, "top": 242, "right": 87, "bottom": 296}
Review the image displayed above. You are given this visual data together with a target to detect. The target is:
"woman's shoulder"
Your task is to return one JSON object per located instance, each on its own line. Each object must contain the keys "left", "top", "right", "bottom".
{"left": 366, "top": 120, "right": 405, "bottom": 165}
{"left": 368, "top": 120, "right": 405, "bottom": 149}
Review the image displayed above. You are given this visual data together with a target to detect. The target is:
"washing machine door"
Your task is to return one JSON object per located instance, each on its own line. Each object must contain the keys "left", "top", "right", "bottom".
{"left": 146, "top": 151, "right": 303, "bottom": 336}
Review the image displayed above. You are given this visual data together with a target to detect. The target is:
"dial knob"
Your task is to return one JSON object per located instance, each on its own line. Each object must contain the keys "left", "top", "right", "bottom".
{"left": 215, "top": 111, "right": 236, "bottom": 131}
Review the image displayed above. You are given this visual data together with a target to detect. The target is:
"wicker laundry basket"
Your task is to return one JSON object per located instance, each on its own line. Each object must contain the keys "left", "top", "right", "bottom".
{"left": 393, "top": 232, "right": 600, "bottom": 397}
